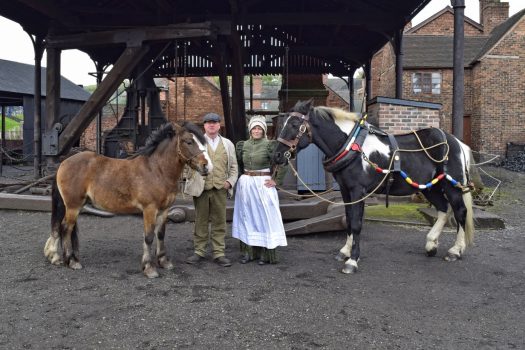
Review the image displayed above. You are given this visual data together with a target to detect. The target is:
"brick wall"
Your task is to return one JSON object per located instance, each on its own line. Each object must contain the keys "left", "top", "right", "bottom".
{"left": 165, "top": 77, "right": 223, "bottom": 125}
{"left": 402, "top": 69, "right": 455, "bottom": 133}
{"left": 326, "top": 89, "right": 348, "bottom": 110}
{"left": 371, "top": 45, "right": 396, "bottom": 98}
{"left": 409, "top": 10, "right": 483, "bottom": 36}
{"left": 370, "top": 4, "right": 525, "bottom": 156}
{"left": 471, "top": 17, "right": 525, "bottom": 155}
{"left": 480, "top": 0, "right": 509, "bottom": 34}
{"left": 80, "top": 110, "right": 122, "bottom": 151}
{"left": 368, "top": 98, "right": 441, "bottom": 134}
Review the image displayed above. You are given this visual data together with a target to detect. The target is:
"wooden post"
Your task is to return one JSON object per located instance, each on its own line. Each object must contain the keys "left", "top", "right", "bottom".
{"left": 45, "top": 47, "right": 61, "bottom": 133}
{"left": 32, "top": 35, "right": 44, "bottom": 178}
{"left": 213, "top": 41, "right": 234, "bottom": 139}
{"left": 228, "top": 30, "right": 246, "bottom": 143}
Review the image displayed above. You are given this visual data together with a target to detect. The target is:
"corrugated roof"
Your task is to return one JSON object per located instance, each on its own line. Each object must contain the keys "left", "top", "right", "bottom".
{"left": 0, "top": 59, "right": 91, "bottom": 101}
{"left": 403, "top": 36, "right": 488, "bottom": 68}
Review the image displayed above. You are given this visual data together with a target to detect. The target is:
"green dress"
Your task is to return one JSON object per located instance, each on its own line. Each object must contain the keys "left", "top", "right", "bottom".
{"left": 234, "top": 138, "right": 287, "bottom": 264}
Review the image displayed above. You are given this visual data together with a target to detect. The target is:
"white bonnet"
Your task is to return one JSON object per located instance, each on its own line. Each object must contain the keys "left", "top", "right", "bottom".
{"left": 248, "top": 115, "right": 267, "bottom": 135}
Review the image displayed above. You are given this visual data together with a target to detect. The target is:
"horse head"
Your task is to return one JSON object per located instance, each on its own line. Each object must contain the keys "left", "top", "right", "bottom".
{"left": 273, "top": 99, "right": 314, "bottom": 165}
{"left": 178, "top": 122, "right": 212, "bottom": 176}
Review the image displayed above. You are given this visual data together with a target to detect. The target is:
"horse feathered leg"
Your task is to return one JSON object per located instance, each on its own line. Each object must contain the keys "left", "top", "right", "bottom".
{"left": 424, "top": 210, "right": 449, "bottom": 257}
{"left": 155, "top": 211, "right": 173, "bottom": 270}
{"left": 444, "top": 190, "right": 474, "bottom": 261}
{"left": 45, "top": 179, "right": 64, "bottom": 265}
{"left": 44, "top": 232, "right": 62, "bottom": 265}
{"left": 342, "top": 195, "right": 364, "bottom": 274}
{"left": 62, "top": 209, "right": 82, "bottom": 270}
{"left": 422, "top": 186, "right": 451, "bottom": 257}
{"left": 142, "top": 207, "right": 159, "bottom": 278}
{"left": 335, "top": 234, "right": 353, "bottom": 262}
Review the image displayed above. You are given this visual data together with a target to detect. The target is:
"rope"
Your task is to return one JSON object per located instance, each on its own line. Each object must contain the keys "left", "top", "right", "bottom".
{"left": 0, "top": 145, "right": 34, "bottom": 162}
{"left": 277, "top": 152, "right": 396, "bottom": 206}
{"left": 410, "top": 129, "right": 449, "bottom": 163}
{"left": 276, "top": 130, "right": 458, "bottom": 205}
{"left": 276, "top": 185, "right": 335, "bottom": 198}
{"left": 470, "top": 150, "right": 501, "bottom": 166}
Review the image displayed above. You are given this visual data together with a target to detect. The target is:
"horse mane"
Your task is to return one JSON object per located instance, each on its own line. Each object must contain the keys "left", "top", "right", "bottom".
{"left": 130, "top": 122, "right": 175, "bottom": 158}
{"left": 317, "top": 107, "right": 360, "bottom": 124}
{"left": 291, "top": 100, "right": 359, "bottom": 124}
{"left": 182, "top": 121, "right": 206, "bottom": 145}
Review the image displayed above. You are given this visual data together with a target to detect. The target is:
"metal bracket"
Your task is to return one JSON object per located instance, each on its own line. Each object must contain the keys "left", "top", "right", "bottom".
{"left": 42, "top": 123, "right": 63, "bottom": 155}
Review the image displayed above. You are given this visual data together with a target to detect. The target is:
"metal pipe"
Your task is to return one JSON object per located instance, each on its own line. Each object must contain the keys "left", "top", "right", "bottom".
{"left": 452, "top": 0, "right": 465, "bottom": 140}
{"left": 365, "top": 60, "right": 372, "bottom": 103}
{"left": 394, "top": 29, "right": 404, "bottom": 99}
{"left": 1, "top": 105, "right": 5, "bottom": 175}
{"left": 349, "top": 72, "right": 355, "bottom": 112}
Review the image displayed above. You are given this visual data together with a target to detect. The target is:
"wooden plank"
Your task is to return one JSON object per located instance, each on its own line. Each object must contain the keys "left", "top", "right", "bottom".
{"left": 0, "top": 193, "right": 51, "bottom": 211}
{"left": 57, "top": 45, "right": 150, "bottom": 155}
{"left": 46, "top": 23, "right": 229, "bottom": 49}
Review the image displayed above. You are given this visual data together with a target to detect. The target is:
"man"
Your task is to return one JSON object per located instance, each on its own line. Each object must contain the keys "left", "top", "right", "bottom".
{"left": 186, "top": 113, "right": 238, "bottom": 267}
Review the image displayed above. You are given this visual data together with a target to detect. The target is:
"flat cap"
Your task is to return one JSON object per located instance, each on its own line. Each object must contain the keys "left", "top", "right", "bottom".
{"left": 202, "top": 113, "right": 221, "bottom": 123}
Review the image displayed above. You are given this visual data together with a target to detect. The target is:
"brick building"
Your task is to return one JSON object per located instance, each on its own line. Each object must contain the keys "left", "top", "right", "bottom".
{"left": 81, "top": 76, "right": 281, "bottom": 151}
{"left": 371, "top": 0, "right": 525, "bottom": 156}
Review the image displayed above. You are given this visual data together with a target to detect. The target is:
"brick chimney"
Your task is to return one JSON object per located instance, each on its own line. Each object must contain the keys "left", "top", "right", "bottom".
{"left": 479, "top": 0, "right": 509, "bottom": 34}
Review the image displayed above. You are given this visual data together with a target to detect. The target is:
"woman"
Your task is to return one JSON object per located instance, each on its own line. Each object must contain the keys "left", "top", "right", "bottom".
{"left": 232, "top": 115, "right": 287, "bottom": 265}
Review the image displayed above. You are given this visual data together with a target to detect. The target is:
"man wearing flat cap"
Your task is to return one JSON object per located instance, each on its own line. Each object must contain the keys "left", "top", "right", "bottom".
{"left": 185, "top": 113, "right": 238, "bottom": 267}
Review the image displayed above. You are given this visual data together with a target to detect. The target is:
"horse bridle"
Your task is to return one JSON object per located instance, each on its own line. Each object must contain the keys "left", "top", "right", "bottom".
{"left": 177, "top": 133, "right": 204, "bottom": 165}
{"left": 277, "top": 111, "right": 312, "bottom": 160}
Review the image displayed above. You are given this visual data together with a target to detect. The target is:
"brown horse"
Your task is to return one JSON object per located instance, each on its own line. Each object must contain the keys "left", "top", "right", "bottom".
{"left": 44, "top": 122, "right": 211, "bottom": 278}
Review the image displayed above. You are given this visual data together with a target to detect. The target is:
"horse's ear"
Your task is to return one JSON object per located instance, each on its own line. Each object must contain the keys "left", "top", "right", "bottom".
{"left": 172, "top": 122, "right": 182, "bottom": 135}
{"left": 292, "top": 98, "right": 314, "bottom": 114}
{"left": 304, "top": 98, "right": 314, "bottom": 110}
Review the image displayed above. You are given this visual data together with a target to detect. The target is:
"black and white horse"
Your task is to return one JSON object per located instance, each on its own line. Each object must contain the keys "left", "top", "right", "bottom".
{"left": 273, "top": 100, "right": 476, "bottom": 274}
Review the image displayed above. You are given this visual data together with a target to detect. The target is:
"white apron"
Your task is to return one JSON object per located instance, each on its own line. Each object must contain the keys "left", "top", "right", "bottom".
{"left": 232, "top": 171, "right": 287, "bottom": 249}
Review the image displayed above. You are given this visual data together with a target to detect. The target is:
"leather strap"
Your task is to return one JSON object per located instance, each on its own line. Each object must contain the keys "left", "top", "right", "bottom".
{"left": 244, "top": 171, "right": 271, "bottom": 176}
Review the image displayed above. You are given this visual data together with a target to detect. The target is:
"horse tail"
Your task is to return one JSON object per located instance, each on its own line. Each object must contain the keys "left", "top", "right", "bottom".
{"left": 458, "top": 141, "right": 476, "bottom": 246}
{"left": 463, "top": 190, "right": 475, "bottom": 246}
{"left": 51, "top": 178, "right": 66, "bottom": 246}
{"left": 468, "top": 148, "right": 484, "bottom": 190}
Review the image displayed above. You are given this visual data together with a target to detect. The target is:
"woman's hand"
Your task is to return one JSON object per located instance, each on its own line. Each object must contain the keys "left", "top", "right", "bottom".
{"left": 264, "top": 179, "right": 277, "bottom": 188}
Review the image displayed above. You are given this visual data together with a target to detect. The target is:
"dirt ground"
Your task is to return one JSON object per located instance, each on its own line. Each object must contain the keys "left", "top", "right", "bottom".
{"left": 0, "top": 166, "right": 524, "bottom": 349}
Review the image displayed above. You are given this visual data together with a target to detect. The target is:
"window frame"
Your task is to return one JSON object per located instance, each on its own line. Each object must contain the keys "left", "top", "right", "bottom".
{"left": 412, "top": 72, "right": 441, "bottom": 95}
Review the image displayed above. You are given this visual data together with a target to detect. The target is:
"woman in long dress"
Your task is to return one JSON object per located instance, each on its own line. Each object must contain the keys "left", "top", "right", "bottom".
{"left": 232, "top": 116, "right": 287, "bottom": 265}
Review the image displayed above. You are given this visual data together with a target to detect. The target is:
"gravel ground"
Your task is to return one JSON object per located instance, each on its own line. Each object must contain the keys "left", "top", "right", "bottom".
{"left": 0, "top": 166, "right": 523, "bottom": 349}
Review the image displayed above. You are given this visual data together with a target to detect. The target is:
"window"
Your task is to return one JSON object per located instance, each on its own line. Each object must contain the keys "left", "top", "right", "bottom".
{"left": 412, "top": 72, "right": 441, "bottom": 94}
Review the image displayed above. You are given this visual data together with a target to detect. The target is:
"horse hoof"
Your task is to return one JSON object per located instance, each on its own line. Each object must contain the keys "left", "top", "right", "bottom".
{"left": 69, "top": 260, "right": 83, "bottom": 270}
{"left": 341, "top": 265, "right": 357, "bottom": 274}
{"left": 426, "top": 247, "right": 437, "bottom": 257}
{"left": 335, "top": 252, "right": 349, "bottom": 262}
{"left": 144, "top": 266, "right": 159, "bottom": 278}
{"left": 443, "top": 252, "right": 461, "bottom": 262}
{"left": 50, "top": 256, "right": 63, "bottom": 266}
{"left": 159, "top": 258, "right": 174, "bottom": 270}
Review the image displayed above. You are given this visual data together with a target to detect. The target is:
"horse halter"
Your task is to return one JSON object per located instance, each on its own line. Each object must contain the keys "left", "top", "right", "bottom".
{"left": 277, "top": 111, "right": 312, "bottom": 160}
{"left": 176, "top": 134, "right": 203, "bottom": 165}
